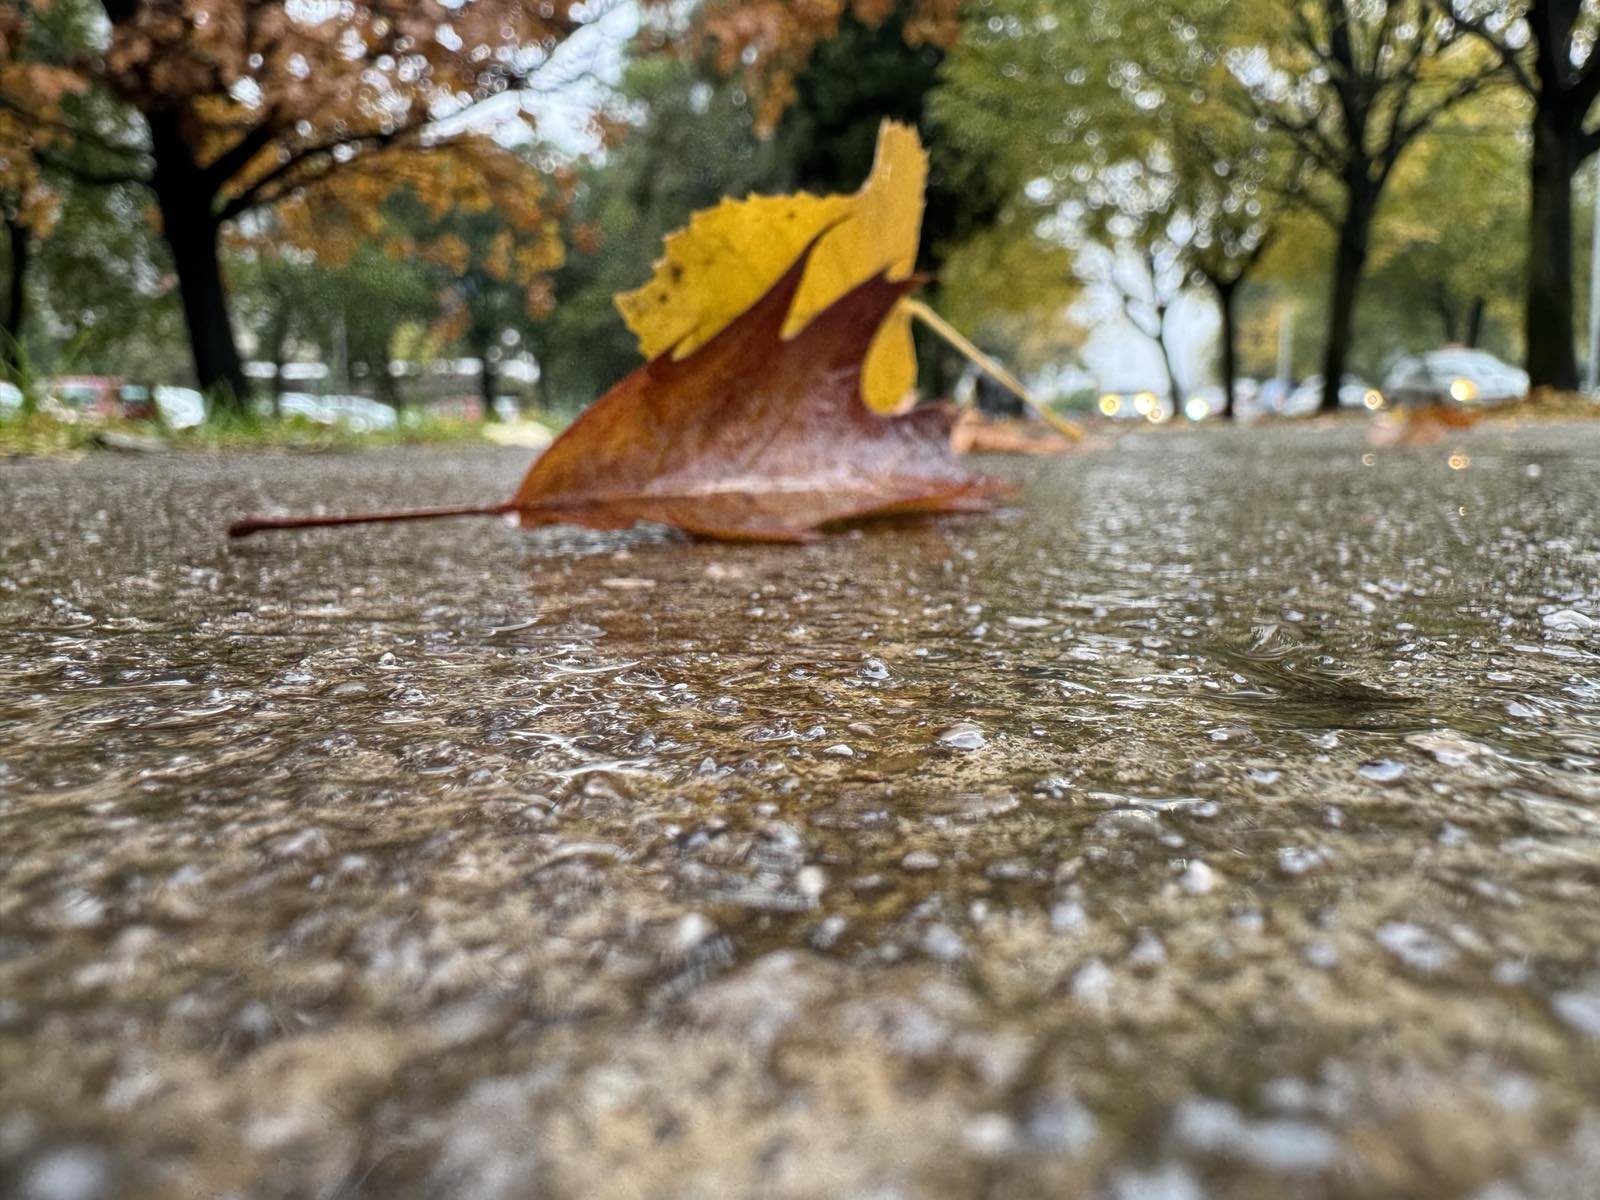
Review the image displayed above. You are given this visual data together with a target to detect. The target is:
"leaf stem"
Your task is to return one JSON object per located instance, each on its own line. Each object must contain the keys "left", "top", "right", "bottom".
{"left": 228, "top": 502, "right": 515, "bottom": 539}
{"left": 904, "top": 299, "right": 1085, "bottom": 440}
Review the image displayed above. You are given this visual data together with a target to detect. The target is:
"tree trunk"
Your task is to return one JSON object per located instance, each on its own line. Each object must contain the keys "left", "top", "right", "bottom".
{"left": 1210, "top": 275, "right": 1240, "bottom": 419}
{"left": 264, "top": 306, "right": 289, "bottom": 419}
{"left": 1434, "top": 281, "right": 1460, "bottom": 344}
{"left": 472, "top": 328, "right": 501, "bottom": 421}
{"left": 1525, "top": 101, "right": 1581, "bottom": 391}
{"left": 1153, "top": 303, "right": 1186, "bottom": 420}
{"left": 376, "top": 357, "right": 401, "bottom": 412}
{"left": 1465, "top": 296, "right": 1486, "bottom": 349}
{"left": 1319, "top": 186, "right": 1374, "bottom": 413}
{"left": 3, "top": 215, "right": 28, "bottom": 387}
{"left": 148, "top": 111, "right": 250, "bottom": 413}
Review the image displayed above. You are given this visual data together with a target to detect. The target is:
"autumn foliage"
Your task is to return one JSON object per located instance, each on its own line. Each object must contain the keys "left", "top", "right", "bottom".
{"left": 0, "top": 0, "right": 589, "bottom": 404}
{"left": 678, "top": 0, "right": 964, "bottom": 131}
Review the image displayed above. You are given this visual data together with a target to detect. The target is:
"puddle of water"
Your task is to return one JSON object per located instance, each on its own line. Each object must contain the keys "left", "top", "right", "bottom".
{"left": 2, "top": 426, "right": 1600, "bottom": 1198}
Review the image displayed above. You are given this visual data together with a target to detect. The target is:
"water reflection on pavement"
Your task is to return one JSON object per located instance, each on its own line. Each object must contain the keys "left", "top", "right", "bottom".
{"left": 2, "top": 426, "right": 1599, "bottom": 1199}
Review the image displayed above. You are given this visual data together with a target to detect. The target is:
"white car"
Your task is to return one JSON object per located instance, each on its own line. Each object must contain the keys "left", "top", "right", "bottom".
{"left": 0, "top": 381, "right": 21, "bottom": 414}
{"left": 321, "top": 394, "right": 397, "bottom": 432}
{"left": 268, "top": 392, "right": 337, "bottom": 424}
{"left": 154, "top": 386, "right": 206, "bottom": 429}
{"left": 1382, "top": 348, "right": 1528, "bottom": 407}
{"left": 1282, "top": 374, "right": 1384, "bottom": 416}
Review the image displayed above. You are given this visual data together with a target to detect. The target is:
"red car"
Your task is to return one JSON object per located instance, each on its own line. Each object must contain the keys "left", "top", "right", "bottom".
{"left": 47, "top": 377, "right": 158, "bottom": 422}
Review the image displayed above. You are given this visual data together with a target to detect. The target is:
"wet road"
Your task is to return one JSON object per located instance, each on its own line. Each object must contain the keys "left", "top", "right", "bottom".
{"left": 3, "top": 425, "right": 1600, "bottom": 1199}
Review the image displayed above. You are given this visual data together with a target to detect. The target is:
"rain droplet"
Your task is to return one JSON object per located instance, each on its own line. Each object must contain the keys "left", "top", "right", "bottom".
{"left": 1357, "top": 760, "right": 1406, "bottom": 783}
{"left": 937, "top": 723, "right": 986, "bottom": 751}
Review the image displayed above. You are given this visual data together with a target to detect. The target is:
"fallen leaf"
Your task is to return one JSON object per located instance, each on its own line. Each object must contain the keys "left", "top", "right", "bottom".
{"left": 229, "top": 243, "right": 1009, "bottom": 542}
{"left": 949, "top": 407, "right": 1076, "bottom": 455}
{"left": 509, "top": 242, "right": 1009, "bottom": 541}
{"left": 1367, "top": 404, "right": 1480, "bottom": 447}
{"left": 615, "top": 121, "right": 925, "bottom": 414}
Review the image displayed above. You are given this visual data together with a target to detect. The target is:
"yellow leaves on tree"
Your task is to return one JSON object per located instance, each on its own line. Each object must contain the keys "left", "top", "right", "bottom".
{"left": 0, "top": 7, "right": 89, "bottom": 235}
{"left": 616, "top": 121, "right": 926, "bottom": 415}
{"left": 262, "top": 137, "right": 567, "bottom": 326}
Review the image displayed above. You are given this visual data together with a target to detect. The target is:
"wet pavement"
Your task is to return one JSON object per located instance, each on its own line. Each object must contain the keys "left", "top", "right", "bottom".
{"left": 2, "top": 424, "right": 1600, "bottom": 1199}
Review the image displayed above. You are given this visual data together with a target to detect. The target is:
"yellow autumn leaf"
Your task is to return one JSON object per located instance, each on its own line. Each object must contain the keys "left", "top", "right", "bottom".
{"left": 615, "top": 120, "right": 927, "bottom": 414}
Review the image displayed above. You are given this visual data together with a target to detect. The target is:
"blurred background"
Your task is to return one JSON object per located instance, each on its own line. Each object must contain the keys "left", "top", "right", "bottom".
{"left": 0, "top": 0, "right": 1589, "bottom": 434}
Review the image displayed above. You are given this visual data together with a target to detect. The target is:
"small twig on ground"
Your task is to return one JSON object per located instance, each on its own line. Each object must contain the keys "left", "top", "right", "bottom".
{"left": 904, "top": 299, "right": 1085, "bottom": 440}
{"left": 228, "top": 502, "right": 514, "bottom": 539}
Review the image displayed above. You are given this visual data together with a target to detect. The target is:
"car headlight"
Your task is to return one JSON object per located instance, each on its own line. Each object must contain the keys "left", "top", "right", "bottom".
{"left": 1183, "top": 396, "right": 1210, "bottom": 421}
{"left": 1133, "top": 392, "right": 1156, "bottom": 416}
{"left": 1448, "top": 378, "right": 1477, "bottom": 403}
{"left": 1363, "top": 389, "right": 1383, "bottom": 410}
{"left": 1098, "top": 394, "right": 1120, "bottom": 416}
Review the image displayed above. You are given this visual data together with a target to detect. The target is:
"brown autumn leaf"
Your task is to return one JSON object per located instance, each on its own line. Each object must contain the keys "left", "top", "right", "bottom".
{"left": 948, "top": 407, "right": 1076, "bottom": 456}
{"left": 229, "top": 244, "right": 1010, "bottom": 542}
{"left": 1367, "top": 404, "right": 1481, "bottom": 448}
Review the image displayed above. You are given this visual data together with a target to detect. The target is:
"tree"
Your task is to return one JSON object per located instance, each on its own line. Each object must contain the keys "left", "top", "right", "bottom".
{"left": 32, "top": 176, "right": 185, "bottom": 383}
{"left": 366, "top": 149, "right": 566, "bottom": 417}
{"left": 1443, "top": 0, "right": 1595, "bottom": 390}
{"left": 1083, "top": 234, "right": 1194, "bottom": 415}
{"left": 1219, "top": 0, "right": 1502, "bottom": 410}
{"left": 935, "top": 0, "right": 1283, "bottom": 417}
{"left": 1360, "top": 103, "right": 1525, "bottom": 359}
{"left": 0, "top": 0, "right": 99, "bottom": 384}
{"left": 679, "top": 0, "right": 963, "bottom": 134}
{"left": 3, "top": 0, "right": 588, "bottom": 410}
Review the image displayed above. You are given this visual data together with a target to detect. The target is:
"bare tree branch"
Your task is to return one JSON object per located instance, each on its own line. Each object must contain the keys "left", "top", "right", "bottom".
{"left": 202, "top": 116, "right": 283, "bottom": 192}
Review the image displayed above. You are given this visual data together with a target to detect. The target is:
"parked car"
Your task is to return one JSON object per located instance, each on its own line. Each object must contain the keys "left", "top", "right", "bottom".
{"left": 1281, "top": 374, "right": 1384, "bottom": 416}
{"left": 1254, "top": 378, "right": 1292, "bottom": 414}
{"left": 115, "top": 384, "right": 159, "bottom": 422}
{"left": 321, "top": 394, "right": 397, "bottom": 432}
{"left": 417, "top": 396, "right": 485, "bottom": 423}
{"left": 0, "top": 381, "right": 22, "bottom": 414}
{"left": 154, "top": 386, "right": 206, "bottom": 429}
{"left": 1382, "top": 348, "right": 1528, "bottom": 407}
{"left": 42, "top": 377, "right": 170, "bottom": 422}
{"left": 267, "top": 392, "right": 337, "bottom": 424}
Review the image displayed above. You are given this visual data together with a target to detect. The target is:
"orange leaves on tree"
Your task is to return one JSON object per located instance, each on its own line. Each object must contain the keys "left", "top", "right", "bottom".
{"left": 0, "top": 9, "right": 91, "bottom": 237}
{"left": 671, "top": 0, "right": 964, "bottom": 132}
{"left": 258, "top": 137, "right": 569, "bottom": 328}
